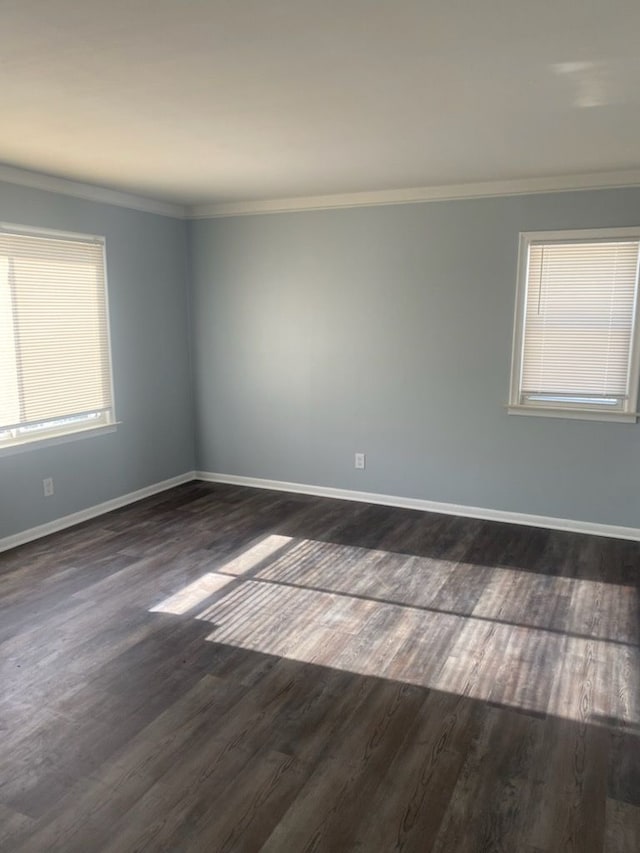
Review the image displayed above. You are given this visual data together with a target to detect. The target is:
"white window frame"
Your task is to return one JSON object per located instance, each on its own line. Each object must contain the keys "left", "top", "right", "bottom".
{"left": 508, "top": 227, "right": 640, "bottom": 423}
{"left": 0, "top": 222, "right": 118, "bottom": 455}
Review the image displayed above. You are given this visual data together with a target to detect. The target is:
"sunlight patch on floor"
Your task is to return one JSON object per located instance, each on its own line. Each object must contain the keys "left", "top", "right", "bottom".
{"left": 216, "top": 533, "right": 294, "bottom": 575}
{"left": 148, "top": 533, "right": 640, "bottom": 728}
{"left": 150, "top": 572, "right": 233, "bottom": 614}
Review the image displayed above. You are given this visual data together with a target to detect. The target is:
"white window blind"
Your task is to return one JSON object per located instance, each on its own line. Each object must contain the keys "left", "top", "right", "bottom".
{"left": 510, "top": 229, "right": 640, "bottom": 422}
{"left": 0, "top": 225, "right": 115, "bottom": 449}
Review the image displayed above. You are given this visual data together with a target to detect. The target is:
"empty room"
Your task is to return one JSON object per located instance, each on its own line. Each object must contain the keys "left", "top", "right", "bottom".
{"left": 1, "top": 2, "right": 639, "bottom": 851}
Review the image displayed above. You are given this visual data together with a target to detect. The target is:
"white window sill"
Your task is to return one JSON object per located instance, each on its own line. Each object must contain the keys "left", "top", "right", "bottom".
{"left": 507, "top": 405, "right": 638, "bottom": 423}
{"left": 0, "top": 422, "right": 120, "bottom": 457}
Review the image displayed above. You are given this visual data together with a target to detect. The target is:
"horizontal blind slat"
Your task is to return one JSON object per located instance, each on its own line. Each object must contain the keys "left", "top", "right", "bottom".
{"left": 0, "top": 230, "right": 113, "bottom": 432}
{"left": 520, "top": 239, "right": 640, "bottom": 400}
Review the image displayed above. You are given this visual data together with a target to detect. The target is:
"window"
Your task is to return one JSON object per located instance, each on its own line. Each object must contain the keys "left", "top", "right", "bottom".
{"left": 0, "top": 224, "right": 115, "bottom": 451}
{"left": 509, "top": 227, "right": 640, "bottom": 422}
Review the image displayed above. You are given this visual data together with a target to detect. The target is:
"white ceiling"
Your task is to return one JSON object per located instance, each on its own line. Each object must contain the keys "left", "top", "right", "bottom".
{"left": 2, "top": 0, "right": 640, "bottom": 207}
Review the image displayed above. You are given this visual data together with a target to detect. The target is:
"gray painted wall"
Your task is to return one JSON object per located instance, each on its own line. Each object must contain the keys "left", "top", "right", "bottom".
{"left": 189, "top": 188, "right": 640, "bottom": 529}
{"left": 3, "top": 180, "right": 639, "bottom": 540}
{"left": 0, "top": 181, "right": 195, "bottom": 539}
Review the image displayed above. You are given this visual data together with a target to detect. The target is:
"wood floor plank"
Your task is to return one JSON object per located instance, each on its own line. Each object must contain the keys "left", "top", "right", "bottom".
{"left": 259, "top": 680, "right": 428, "bottom": 852}
{"left": 0, "top": 480, "right": 638, "bottom": 851}
{"left": 604, "top": 798, "right": 640, "bottom": 853}
{"left": 350, "top": 689, "right": 484, "bottom": 851}
{"left": 430, "top": 704, "right": 544, "bottom": 853}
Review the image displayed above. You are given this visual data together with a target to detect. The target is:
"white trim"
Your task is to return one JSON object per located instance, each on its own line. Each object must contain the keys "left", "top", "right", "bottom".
{"left": 102, "top": 236, "right": 118, "bottom": 434}
{"left": 521, "top": 226, "right": 640, "bottom": 242}
{"left": 0, "top": 164, "right": 186, "bottom": 219}
{"left": 187, "top": 169, "right": 640, "bottom": 219}
{"left": 0, "top": 471, "right": 196, "bottom": 553}
{"left": 0, "top": 221, "right": 105, "bottom": 243}
{"left": 506, "top": 405, "right": 638, "bottom": 423}
{"left": 195, "top": 471, "right": 640, "bottom": 542}
{"left": 509, "top": 231, "right": 530, "bottom": 408}
{"left": 2, "top": 164, "right": 640, "bottom": 221}
{"left": 3, "top": 468, "right": 638, "bottom": 553}
{"left": 0, "top": 423, "right": 120, "bottom": 457}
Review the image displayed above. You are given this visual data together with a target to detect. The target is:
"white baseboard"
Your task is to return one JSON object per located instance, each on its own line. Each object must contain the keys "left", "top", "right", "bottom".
{"left": 3, "top": 468, "right": 637, "bottom": 553}
{"left": 196, "top": 470, "right": 640, "bottom": 542}
{"left": 0, "top": 471, "right": 196, "bottom": 554}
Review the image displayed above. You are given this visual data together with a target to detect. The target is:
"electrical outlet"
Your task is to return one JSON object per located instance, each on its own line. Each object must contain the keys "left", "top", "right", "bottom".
{"left": 354, "top": 452, "right": 366, "bottom": 470}
{"left": 43, "top": 477, "right": 54, "bottom": 497}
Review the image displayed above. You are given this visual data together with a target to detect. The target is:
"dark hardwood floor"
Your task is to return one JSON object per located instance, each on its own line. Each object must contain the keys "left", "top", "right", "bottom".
{"left": 1, "top": 481, "right": 639, "bottom": 852}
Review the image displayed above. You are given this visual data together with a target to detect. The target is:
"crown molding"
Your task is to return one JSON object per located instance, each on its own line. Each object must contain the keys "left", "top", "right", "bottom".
{"left": 0, "top": 164, "right": 186, "bottom": 219}
{"left": 3, "top": 162, "right": 640, "bottom": 221}
{"left": 187, "top": 169, "right": 640, "bottom": 219}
